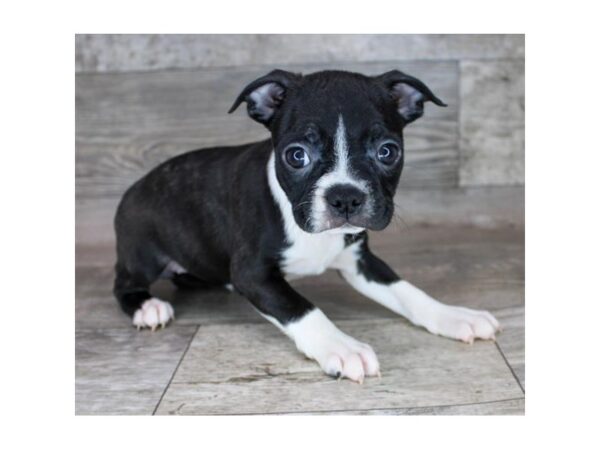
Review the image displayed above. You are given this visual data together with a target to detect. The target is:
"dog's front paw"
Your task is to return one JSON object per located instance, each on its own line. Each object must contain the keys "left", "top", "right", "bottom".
{"left": 314, "top": 335, "right": 380, "bottom": 384}
{"left": 287, "top": 309, "right": 380, "bottom": 383}
{"left": 132, "top": 298, "right": 175, "bottom": 331}
{"left": 428, "top": 305, "right": 501, "bottom": 344}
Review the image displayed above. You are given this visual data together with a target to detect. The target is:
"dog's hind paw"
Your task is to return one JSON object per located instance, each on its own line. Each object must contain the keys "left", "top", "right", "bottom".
{"left": 132, "top": 298, "right": 175, "bottom": 331}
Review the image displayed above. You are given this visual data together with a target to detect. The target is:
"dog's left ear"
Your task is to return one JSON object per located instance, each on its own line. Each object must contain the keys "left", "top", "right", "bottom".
{"left": 376, "top": 70, "right": 447, "bottom": 124}
{"left": 228, "top": 69, "right": 301, "bottom": 127}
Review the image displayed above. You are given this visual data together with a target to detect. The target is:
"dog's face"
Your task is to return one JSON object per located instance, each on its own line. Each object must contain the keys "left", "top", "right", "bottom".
{"left": 229, "top": 70, "right": 446, "bottom": 233}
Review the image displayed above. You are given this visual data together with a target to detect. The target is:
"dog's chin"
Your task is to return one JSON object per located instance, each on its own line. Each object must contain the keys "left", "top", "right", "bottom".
{"left": 322, "top": 224, "right": 365, "bottom": 235}
{"left": 304, "top": 216, "right": 382, "bottom": 235}
{"left": 325, "top": 213, "right": 392, "bottom": 234}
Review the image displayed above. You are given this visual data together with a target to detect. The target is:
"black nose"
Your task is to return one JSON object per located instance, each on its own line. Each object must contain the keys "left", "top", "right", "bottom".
{"left": 325, "top": 184, "right": 366, "bottom": 217}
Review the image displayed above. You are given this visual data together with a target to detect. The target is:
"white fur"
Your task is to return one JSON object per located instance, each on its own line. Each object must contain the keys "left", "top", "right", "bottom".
{"left": 310, "top": 115, "right": 370, "bottom": 231}
{"left": 318, "top": 114, "right": 367, "bottom": 190}
{"left": 132, "top": 298, "right": 175, "bottom": 331}
{"left": 267, "top": 152, "right": 349, "bottom": 278}
{"left": 248, "top": 83, "right": 283, "bottom": 120}
{"left": 159, "top": 260, "right": 187, "bottom": 278}
{"left": 282, "top": 308, "right": 380, "bottom": 383}
{"left": 282, "top": 234, "right": 345, "bottom": 277}
{"left": 332, "top": 243, "right": 501, "bottom": 343}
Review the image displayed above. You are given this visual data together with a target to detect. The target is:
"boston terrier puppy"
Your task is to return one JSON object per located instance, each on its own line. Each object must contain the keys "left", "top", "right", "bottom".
{"left": 113, "top": 69, "right": 501, "bottom": 383}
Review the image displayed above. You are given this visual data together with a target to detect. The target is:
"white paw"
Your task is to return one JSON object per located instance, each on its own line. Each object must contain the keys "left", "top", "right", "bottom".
{"left": 428, "top": 305, "right": 501, "bottom": 344}
{"left": 286, "top": 309, "right": 380, "bottom": 383}
{"left": 132, "top": 298, "right": 175, "bottom": 331}
{"left": 313, "top": 332, "right": 380, "bottom": 384}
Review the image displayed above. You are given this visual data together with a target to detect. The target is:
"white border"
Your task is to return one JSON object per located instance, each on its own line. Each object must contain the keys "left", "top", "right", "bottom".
{"left": 3, "top": 0, "right": 600, "bottom": 449}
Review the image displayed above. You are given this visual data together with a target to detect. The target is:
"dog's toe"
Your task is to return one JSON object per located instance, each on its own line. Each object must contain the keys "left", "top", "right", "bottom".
{"left": 317, "top": 339, "right": 380, "bottom": 383}
{"left": 431, "top": 305, "right": 501, "bottom": 342}
{"left": 132, "top": 298, "right": 175, "bottom": 330}
{"left": 287, "top": 309, "right": 381, "bottom": 383}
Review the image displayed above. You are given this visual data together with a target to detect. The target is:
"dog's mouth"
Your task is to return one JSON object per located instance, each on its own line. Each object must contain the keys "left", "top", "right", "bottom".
{"left": 302, "top": 211, "right": 377, "bottom": 234}
{"left": 322, "top": 223, "right": 366, "bottom": 235}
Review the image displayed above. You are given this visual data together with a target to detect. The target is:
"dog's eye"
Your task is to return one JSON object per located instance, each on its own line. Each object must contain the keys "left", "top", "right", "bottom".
{"left": 376, "top": 143, "right": 401, "bottom": 165}
{"left": 285, "top": 146, "right": 311, "bottom": 169}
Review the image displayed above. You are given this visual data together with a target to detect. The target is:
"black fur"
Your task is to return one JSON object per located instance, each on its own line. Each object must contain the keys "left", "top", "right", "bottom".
{"left": 353, "top": 234, "right": 401, "bottom": 285}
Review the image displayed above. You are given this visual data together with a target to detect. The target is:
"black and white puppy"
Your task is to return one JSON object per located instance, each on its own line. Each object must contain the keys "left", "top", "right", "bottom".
{"left": 113, "top": 69, "right": 501, "bottom": 383}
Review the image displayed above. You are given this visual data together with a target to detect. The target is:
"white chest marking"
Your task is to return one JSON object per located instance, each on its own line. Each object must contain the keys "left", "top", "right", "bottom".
{"left": 267, "top": 151, "right": 347, "bottom": 277}
{"left": 281, "top": 231, "right": 345, "bottom": 277}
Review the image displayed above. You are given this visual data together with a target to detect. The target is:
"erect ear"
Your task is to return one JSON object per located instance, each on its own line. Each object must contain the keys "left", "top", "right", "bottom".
{"left": 376, "top": 70, "right": 447, "bottom": 124}
{"left": 228, "top": 69, "right": 300, "bottom": 127}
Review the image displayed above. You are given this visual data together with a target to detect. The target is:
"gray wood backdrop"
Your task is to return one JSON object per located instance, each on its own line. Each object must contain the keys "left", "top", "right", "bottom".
{"left": 76, "top": 34, "right": 524, "bottom": 203}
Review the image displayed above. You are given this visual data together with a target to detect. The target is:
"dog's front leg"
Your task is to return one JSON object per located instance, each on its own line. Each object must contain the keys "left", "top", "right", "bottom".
{"left": 332, "top": 236, "right": 501, "bottom": 343}
{"left": 231, "top": 267, "right": 380, "bottom": 383}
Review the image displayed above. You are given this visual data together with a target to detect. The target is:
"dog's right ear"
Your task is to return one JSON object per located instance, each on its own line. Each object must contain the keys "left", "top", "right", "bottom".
{"left": 228, "top": 69, "right": 300, "bottom": 127}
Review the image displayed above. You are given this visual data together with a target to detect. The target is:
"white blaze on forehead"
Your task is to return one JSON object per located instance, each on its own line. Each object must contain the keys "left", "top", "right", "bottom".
{"left": 333, "top": 114, "right": 350, "bottom": 177}
{"left": 321, "top": 114, "right": 364, "bottom": 188}
{"left": 317, "top": 114, "right": 367, "bottom": 191}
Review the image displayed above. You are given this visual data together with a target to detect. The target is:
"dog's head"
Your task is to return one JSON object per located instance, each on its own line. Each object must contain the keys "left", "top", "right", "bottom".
{"left": 229, "top": 69, "right": 446, "bottom": 233}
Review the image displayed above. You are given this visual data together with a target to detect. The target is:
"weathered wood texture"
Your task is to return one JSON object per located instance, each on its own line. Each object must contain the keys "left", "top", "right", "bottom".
{"left": 76, "top": 35, "right": 525, "bottom": 187}
{"left": 495, "top": 306, "right": 525, "bottom": 390}
{"left": 76, "top": 34, "right": 525, "bottom": 73}
{"left": 154, "top": 319, "right": 522, "bottom": 415}
{"left": 76, "top": 60, "right": 458, "bottom": 201}
{"left": 292, "top": 398, "right": 525, "bottom": 415}
{"left": 460, "top": 60, "right": 525, "bottom": 185}
{"left": 75, "top": 326, "right": 197, "bottom": 415}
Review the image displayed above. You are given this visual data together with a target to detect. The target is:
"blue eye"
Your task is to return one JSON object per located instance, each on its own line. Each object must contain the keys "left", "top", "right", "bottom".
{"left": 376, "top": 142, "right": 401, "bottom": 165}
{"left": 285, "top": 146, "right": 311, "bottom": 169}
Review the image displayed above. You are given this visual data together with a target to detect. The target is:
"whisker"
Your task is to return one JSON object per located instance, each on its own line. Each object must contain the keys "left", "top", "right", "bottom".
{"left": 391, "top": 201, "right": 410, "bottom": 230}
{"left": 293, "top": 200, "right": 313, "bottom": 211}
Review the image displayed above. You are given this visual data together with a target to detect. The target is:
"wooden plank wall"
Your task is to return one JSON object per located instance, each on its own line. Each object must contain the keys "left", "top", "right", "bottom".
{"left": 76, "top": 61, "right": 458, "bottom": 202}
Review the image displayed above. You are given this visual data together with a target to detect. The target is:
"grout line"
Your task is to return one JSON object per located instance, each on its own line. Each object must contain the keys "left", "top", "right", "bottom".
{"left": 152, "top": 325, "right": 199, "bottom": 415}
{"left": 495, "top": 341, "right": 525, "bottom": 394}
{"left": 200, "top": 396, "right": 525, "bottom": 416}
{"left": 75, "top": 323, "right": 203, "bottom": 332}
{"left": 457, "top": 59, "right": 463, "bottom": 187}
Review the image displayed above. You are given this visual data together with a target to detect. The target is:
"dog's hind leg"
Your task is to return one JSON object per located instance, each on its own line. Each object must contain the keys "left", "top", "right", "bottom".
{"left": 171, "top": 272, "right": 217, "bottom": 290}
{"left": 113, "top": 258, "right": 175, "bottom": 331}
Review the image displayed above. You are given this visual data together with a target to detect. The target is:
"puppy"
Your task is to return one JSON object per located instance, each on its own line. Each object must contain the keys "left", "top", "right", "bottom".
{"left": 113, "top": 69, "right": 500, "bottom": 383}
